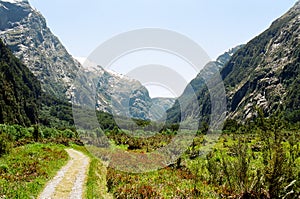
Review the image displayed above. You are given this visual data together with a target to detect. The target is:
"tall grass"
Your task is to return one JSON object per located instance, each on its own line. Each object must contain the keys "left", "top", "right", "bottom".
{"left": 0, "top": 143, "right": 68, "bottom": 198}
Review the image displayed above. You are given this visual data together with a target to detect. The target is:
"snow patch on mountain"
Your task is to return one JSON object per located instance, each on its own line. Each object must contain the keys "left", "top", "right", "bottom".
{"left": 75, "top": 56, "right": 134, "bottom": 82}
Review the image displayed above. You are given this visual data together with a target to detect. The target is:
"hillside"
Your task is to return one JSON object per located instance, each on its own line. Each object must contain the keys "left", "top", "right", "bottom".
{"left": 74, "top": 58, "right": 175, "bottom": 122}
{"left": 0, "top": 39, "right": 40, "bottom": 126}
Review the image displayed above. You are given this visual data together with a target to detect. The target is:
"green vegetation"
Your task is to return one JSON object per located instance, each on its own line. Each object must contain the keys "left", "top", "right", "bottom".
{"left": 0, "top": 124, "right": 81, "bottom": 157}
{"left": 1, "top": 116, "right": 298, "bottom": 198}
{"left": 0, "top": 39, "right": 41, "bottom": 126}
{"left": 86, "top": 157, "right": 110, "bottom": 199}
{"left": 103, "top": 115, "right": 299, "bottom": 198}
{"left": 39, "top": 93, "right": 75, "bottom": 128}
{"left": 107, "top": 130, "right": 174, "bottom": 152}
{"left": 0, "top": 143, "right": 68, "bottom": 198}
{"left": 0, "top": 124, "right": 111, "bottom": 198}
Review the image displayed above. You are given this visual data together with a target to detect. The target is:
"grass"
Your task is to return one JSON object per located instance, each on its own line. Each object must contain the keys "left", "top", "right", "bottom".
{"left": 0, "top": 143, "right": 68, "bottom": 199}
{"left": 0, "top": 142, "right": 112, "bottom": 199}
{"left": 70, "top": 144, "right": 112, "bottom": 199}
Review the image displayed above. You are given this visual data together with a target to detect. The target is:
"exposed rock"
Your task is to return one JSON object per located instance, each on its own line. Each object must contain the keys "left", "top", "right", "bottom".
{"left": 0, "top": 0, "right": 80, "bottom": 99}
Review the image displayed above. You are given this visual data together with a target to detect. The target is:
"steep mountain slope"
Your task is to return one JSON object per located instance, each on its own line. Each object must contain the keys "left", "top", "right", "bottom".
{"left": 0, "top": 0, "right": 80, "bottom": 99}
{"left": 223, "top": 1, "right": 300, "bottom": 120}
{"left": 0, "top": 39, "right": 40, "bottom": 125}
{"left": 168, "top": 1, "right": 300, "bottom": 124}
{"left": 166, "top": 46, "right": 244, "bottom": 123}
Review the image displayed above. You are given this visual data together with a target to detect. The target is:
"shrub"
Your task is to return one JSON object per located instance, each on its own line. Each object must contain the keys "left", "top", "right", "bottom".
{"left": 62, "top": 129, "right": 77, "bottom": 139}
{"left": 42, "top": 127, "right": 58, "bottom": 138}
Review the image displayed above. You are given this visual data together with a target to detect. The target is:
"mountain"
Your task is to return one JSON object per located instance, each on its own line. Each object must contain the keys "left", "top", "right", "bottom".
{"left": 0, "top": 0, "right": 174, "bottom": 123}
{"left": 167, "top": 1, "right": 300, "bottom": 125}
{"left": 74, "top": 58, "right": 175, "bottom": 121}
{"left": 166, "top": 45, "right": 244, "bottom": 124}
{"left": 151, "top": 98, "right": 175, "bottom": 121}
{"left": 0, "top": 0, "right": 80, "bottom": 99}
{"left": 0, "top": 39, "right": 41, "bottom": 126}
{"left": 222, "top": 1, "right": 300, "bottom": 120}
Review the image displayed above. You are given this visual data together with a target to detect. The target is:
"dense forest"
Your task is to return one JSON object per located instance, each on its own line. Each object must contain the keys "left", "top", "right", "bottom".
{"left": 0, "top": 39, "right": 41, "bottom": 126}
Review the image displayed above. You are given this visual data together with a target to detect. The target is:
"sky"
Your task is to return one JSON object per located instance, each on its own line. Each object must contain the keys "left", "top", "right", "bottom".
{"left": 28, "top": 0, "right": 297, "bottom": 97}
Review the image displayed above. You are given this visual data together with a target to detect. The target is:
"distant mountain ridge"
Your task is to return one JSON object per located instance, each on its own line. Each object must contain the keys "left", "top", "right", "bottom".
{"left": 75, "top": 58, "right": 175, "bottom": 121}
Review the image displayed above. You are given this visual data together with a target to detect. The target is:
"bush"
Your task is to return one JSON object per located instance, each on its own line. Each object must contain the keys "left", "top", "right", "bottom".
{"left": 42, "top": 127, "right": 58, "bottom": 138}
{"left": 62, "top": 129, "right": 77, "bottom": 139}
{"left": 11, "top": 125, "right": 32, "bottom": 141}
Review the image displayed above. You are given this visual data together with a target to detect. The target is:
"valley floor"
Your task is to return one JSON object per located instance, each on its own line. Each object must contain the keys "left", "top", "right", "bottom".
{"left": 0, "top": 122, "right": 299, "bottom": 198}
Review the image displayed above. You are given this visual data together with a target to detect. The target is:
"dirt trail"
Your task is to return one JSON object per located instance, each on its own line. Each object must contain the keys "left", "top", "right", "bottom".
{"left": 39, "top": 149, "right": 90, "bottom": 199}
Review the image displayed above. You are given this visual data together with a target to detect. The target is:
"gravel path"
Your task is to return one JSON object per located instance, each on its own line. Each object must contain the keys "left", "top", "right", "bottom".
{"left": 38, "top": 149, "right": 90, "bottom": 199}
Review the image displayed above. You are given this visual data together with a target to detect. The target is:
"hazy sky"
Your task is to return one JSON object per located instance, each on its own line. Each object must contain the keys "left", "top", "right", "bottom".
{"left": 28, "top": 0, "right": 297, "bottom": 97}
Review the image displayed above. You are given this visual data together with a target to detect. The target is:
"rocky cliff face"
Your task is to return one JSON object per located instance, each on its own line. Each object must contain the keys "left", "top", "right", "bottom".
{"left": 223, "top": 1, "right": 300, "bottom": 120}
{"left": 0, "top": 0, "right": 80, "bottom": 99}
{"left": 95, "top": 67, "right": 153, "bottom": 120}
{"left": 151, "top": 98, "right": 175, "bottom": 121}
{"left": 167, "top": 1, "right": 300, "bottom": 124}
